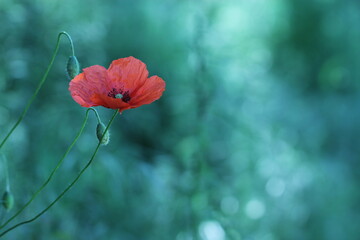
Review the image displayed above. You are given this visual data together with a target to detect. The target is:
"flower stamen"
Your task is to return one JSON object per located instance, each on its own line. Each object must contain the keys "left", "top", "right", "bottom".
{"left": 122, "top": 91, "right": 131, "bottom": 103}
{"left": 115, "top": 94, "right": 123, "bottom": 99}
{"left": 107, "top": 88, "right": 131, "bottom": 103}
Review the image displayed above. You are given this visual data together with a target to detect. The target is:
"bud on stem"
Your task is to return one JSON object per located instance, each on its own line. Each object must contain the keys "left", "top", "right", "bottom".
{"left": 2, "top": 190, "right": 14, "bottom": 211}
{"left": 67, "top": 55, "right": 80, "bottom": 79}
{"left": 96, "top": 122, "right": 110, "bottom": 145}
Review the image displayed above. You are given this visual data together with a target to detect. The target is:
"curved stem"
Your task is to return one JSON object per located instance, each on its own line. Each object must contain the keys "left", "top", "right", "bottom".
{"left": 0, "top": 108, "right": 95, "bottom": 230}
{"left": 0, "top": 110, "right": 118, "bottom": 238}
{"left": 88, "top": 107, "right": 102, "bottom": 123}
{"left": 59, "top": 31, "right": 76, "bottom": 56}
{"left": 0, "top": 31, "right": 75, "bottom": 151}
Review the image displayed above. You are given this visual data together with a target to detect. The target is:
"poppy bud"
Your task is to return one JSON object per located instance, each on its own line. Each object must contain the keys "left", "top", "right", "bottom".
{"left": 2, "top": 190, "right": 14, "bottom": 211}
{"left": 67, "top": 55, "right": 80, "bottom": 79}
{"left": 96, "top": 122, "right": 110, "bottom": 145}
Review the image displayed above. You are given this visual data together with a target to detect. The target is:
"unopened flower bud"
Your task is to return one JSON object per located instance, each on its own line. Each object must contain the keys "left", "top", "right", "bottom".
{"left": 2, "top": 190, "right": 14, "bottom": 211}
{"left": 67, "top": 55, "right": 80, "bottom": 79}
{"left": 96, "top": 122, "right": 110, "bottom": 145}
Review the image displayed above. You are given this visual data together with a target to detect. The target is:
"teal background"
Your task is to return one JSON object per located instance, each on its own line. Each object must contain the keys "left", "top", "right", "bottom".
{"left": 1, "top": 0, "right": 360, "bottom": 239}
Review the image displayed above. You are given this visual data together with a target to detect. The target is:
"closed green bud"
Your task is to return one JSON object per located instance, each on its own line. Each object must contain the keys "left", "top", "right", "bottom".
{"left": 67, "top": 55, "right": 80, "bottom": 79}
{"left": 2, "top": 190, "right": 14, "bottom": 211}
{"left": 96, "top": 122, "right": 110, "bottom": 145}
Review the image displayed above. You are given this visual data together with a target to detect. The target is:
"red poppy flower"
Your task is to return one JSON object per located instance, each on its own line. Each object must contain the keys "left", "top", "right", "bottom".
{"left": 69, "top": 56, "right": 165, "bottom": 112}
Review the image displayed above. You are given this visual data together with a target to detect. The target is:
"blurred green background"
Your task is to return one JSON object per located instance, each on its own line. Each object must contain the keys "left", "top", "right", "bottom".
{"left": 0, "top": 0, "right": 360, "bottom": 239}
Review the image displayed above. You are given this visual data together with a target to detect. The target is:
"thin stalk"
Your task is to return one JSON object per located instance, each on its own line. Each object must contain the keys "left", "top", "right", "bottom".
{"left": 88, "top": 108, "right": 102, "bottom": 123}
{"left": 0, "top": 155, "right": 10, "bottom": 192}
{"left": 0, "top": 110, "right": 118, "bottom": 238}
{"left": 0, "top": 155, "right": 9, "bottom": 225}
{"left": 0, "top": 31, "right": 74, "bottom": 151}
{"left": 0, "top": 108, "right": 97, "bottom": 230}
{"left": 61, "top": 31, "right": 76, "bottom": 56}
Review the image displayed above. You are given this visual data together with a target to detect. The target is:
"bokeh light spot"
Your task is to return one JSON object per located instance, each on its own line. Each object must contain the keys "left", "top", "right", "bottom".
{"left": 266, "top": 177, "right": 286, "bottom": 197}
{"left": 199, "top": 221, "right": 225, "bottom": 240}
{"left": 245, "top": 199, "right": 266, "bottom": 220}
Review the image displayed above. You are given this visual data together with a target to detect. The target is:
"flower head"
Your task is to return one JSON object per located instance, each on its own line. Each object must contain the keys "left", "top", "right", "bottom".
{"left": 69, "top": 56, "right": 165, "bottom": 112}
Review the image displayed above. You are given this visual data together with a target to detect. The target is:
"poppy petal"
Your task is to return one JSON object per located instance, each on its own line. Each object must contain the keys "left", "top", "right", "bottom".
{"left": 130, "top": 75, "right": 165, "bottom": 107}
{"left": 83, "top": 65, "right": 109, "bottom": 95}
{"left": 107, "top": 56, "right": 149, "bottom": 91}
{"left": 69, "top": 65, "right": 109, "bottom": 107}
{"left": 69, "top": 73, "right": 95, "bottom": 107}
{"left": 95, "top": 94, "right": 132, "bottom": 112}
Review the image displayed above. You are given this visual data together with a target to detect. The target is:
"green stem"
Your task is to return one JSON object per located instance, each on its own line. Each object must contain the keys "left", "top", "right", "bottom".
{"left": 0, "top": 31, "right": 74, "bottom": 151}
{"left": 0, "top": 211, "right": 4, "bottom": 231}
{"left": 0, "top": 155, "right": 9, "bottom": 226}
{"left": 60, "top": 31, "right": 76, "bottom": 56}
{"left": 0, "top": 108, "right": 97, "bottom": 230}
{"left": 0, "top": 110, "right": 118, "bottom": 238}
{"left": 88, "top": 108, "right": 102, "bottom": 123}
{"left": 0, "top": 154, "right": 10, "bottom": 192}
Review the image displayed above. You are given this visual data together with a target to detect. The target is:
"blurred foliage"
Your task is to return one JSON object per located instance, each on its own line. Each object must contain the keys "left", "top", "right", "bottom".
{"left": 0, "top": 0, "right": 360, "bottom": 239}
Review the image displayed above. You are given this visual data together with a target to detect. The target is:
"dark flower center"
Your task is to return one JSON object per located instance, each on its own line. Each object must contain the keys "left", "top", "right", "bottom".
{"left": 107, "top": 88, "right": 131, "bottom": 103}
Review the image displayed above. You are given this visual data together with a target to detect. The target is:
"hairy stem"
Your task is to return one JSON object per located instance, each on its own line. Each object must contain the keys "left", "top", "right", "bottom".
{"left": 0, "top": 109, "right": 118, "bottom": 238}
{"left": 0, "top": 108, "right": 99, "bottom": 230}
{"left": 0, "top": 31, "right": 74, "bottom": 151}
